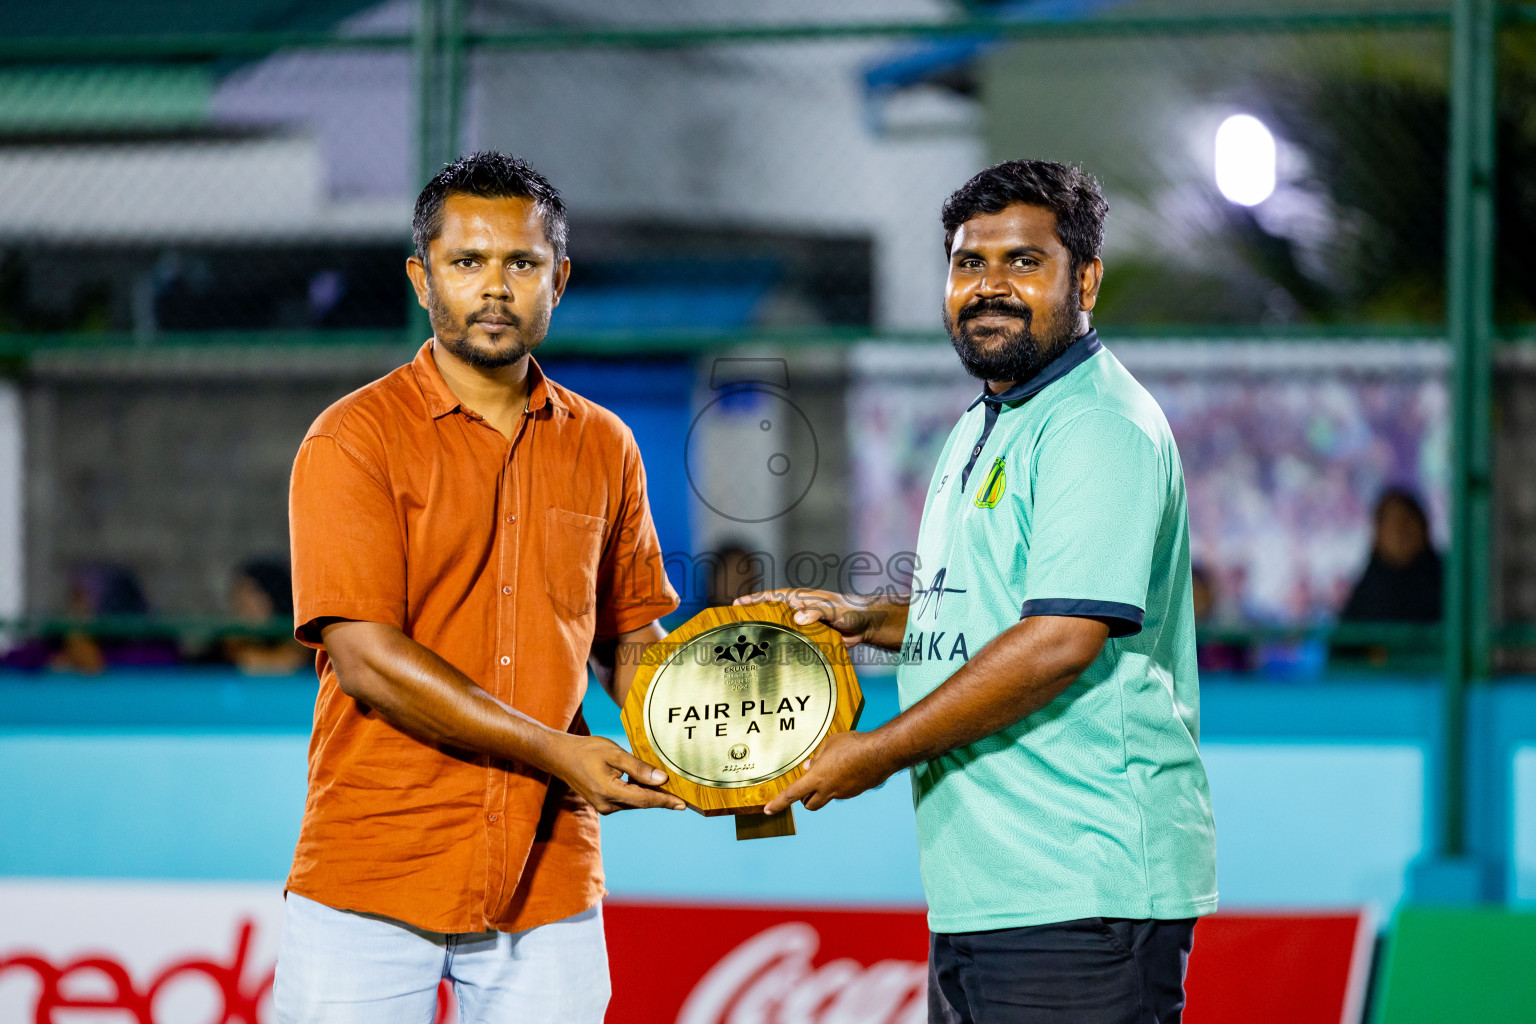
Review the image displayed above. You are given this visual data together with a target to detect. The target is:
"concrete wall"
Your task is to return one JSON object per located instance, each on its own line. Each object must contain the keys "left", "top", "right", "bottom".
{"left": 18, "top": 346, "right": 700, "bottom": 618}
{"left": 13, "top": 341, "right": 855, "bottom": 618}
{"left": 21, "top": 349, "right": 401, "bottom": 615}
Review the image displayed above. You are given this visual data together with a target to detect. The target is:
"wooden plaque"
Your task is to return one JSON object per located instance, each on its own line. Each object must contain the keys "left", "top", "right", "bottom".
{"left": 620, "top": 602, "right": 863, "bottom": 839}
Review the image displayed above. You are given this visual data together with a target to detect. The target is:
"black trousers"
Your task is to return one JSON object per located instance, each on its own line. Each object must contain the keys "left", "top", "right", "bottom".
{"left": 928, "top": 917, "right": 1196, "bottom": 1024}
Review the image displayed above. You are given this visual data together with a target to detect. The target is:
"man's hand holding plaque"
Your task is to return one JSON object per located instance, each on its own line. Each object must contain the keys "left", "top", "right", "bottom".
{"left": 618, "top": 599, "right": 863, "bottom": 840}
{"left": 740, "top": 588, "right": 914, "bottom": 817}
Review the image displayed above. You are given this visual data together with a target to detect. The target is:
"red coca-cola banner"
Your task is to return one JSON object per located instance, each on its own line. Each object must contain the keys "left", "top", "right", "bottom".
{"left": 0, "top": 919, "right": 271, "bottom": 1024}
{"left": 605, "top": 901, "right": 1374, "bottom": 1024}
{"left": 0, "top": 882, "right": 287, "bottom": 1024}
{"left": 606, "top": 902, "right": 931, "bottom": 1024}
{"left": 0, "top": 883, "right": 1371, "bottom": 1024}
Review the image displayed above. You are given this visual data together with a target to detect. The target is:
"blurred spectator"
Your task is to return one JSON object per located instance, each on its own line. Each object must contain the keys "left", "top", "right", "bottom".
{"left": 1329, "top": 488, "right": 1443, "bottom": 671}
{"left": 1191, "top": 564, "right": 1216, "bottom": 622}
{"left": 220, "top": 557, "right": 310, "bottom": 675}
{"left": 1191, "top": 563, "right": 1251, "bottom": 673}
{"left": 706, "top": 542, "right": 769, "bottom": 608}
{"left": 1339, "top": 488, "right": 1443, "bottom": 624}
{"left": 51, "top": 563, "right": 178, "bottom": 673}
{"left": 70, "top": 563, "right": 150, "bottom": 617}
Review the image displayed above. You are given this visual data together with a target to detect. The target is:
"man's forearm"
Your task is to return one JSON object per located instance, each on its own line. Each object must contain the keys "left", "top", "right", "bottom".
{"left": 321, "top": 619, "right": 685, "bottom": 814}
{"left": 322, "top": 620, "right": 571, "bottom": 776}
{"left": 871, "top": 615, "right": 1108, "bottom": 770}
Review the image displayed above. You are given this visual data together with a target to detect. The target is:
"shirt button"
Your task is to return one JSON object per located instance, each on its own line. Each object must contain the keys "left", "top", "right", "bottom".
{"left": 500, "top": 655, "right": 511, "bottom": 665}
{"left": 488, "top": 814, "right": 497, "bottom": 823}
{"left": 973, "top": 445, "right": 982, "bottom": 456}
{"left": 506, "top": 515, "right": 517, "bottom": 524}
{"left": 502, "top": 586, "right": 512, "bottom": 595}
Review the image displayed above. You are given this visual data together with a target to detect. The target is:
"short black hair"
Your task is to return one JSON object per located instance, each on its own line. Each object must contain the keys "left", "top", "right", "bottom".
{"left": 412, "top": 151, "right": 568, "bottom": 265}
{"left": 941, "top": 159, "right": 1107, "bottom": 271}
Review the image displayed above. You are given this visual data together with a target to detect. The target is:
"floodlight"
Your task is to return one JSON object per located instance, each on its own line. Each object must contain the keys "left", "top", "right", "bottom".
{"left": 1215, "top": 114, "right": 1277, "bottom": 206}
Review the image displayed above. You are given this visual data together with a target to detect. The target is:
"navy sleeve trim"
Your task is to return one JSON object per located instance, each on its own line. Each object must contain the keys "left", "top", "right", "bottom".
{"left": 1020, "top": 598, "right": 1145, "bottom": 638}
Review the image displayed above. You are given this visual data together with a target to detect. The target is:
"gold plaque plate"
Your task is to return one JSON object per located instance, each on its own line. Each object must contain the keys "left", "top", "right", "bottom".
{"left": 643, "top": 620, "right": 837, "bottom": 789}
{"left": 621, "top": 602, "right": 863, "bottom": 829}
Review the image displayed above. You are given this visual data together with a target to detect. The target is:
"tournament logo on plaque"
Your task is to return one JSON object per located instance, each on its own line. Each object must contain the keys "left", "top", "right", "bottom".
{"left": 620, "top": 601, "right": 863, "bottom": 839}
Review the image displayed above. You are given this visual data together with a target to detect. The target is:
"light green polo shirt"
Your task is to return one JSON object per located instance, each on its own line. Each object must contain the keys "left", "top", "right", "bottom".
{"left": 895, "top": 329, "right": 1218, "bottom": 933}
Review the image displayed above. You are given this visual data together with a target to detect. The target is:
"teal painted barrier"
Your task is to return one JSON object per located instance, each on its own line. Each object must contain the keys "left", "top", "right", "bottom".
{"left": 2, "top": 671, "right": 1533, "bottom": 911}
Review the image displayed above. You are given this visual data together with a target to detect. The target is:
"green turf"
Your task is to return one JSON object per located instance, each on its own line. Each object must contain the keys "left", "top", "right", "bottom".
{"left": 1374, "top": 907, "right": 1536, "bottom": 1023}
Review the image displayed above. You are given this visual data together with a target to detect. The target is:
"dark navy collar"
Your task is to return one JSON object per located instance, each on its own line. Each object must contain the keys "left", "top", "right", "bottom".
{"left": 967, "top": 328, "right": 1102, "bottom": 410}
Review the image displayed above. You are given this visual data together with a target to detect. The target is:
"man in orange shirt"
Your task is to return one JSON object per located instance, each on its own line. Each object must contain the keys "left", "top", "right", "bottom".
{"left": 273, "top": 151, "right": 684, "bottom": 1023}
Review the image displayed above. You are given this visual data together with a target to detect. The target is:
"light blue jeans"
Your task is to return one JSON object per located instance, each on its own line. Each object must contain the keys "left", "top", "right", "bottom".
{"left": 272, "top": 892, "right": 610, "bottom": 1023}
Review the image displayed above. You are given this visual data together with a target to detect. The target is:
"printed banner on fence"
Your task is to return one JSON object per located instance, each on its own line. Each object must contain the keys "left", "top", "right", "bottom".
{"left": 0, "top": 882, "right": 1370, "bottom": 1024}
{"left": 607, "top": 901, "right": 1374, "bottom": 1024}
{"left": 0, "top": 880, "right": 285, "bottom": 1024}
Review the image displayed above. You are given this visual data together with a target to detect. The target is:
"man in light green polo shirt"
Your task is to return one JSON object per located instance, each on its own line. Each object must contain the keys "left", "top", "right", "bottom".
{"left": 746, "top": 159, "right": 1216, "bottom": 1023}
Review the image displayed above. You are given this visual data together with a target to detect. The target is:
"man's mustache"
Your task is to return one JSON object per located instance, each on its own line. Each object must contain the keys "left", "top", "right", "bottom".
{"left": 468, "top": 305, "right": 523, "bottom": 327}
{"left": 958, "top": 298, "right": 1032, "bottom": 323}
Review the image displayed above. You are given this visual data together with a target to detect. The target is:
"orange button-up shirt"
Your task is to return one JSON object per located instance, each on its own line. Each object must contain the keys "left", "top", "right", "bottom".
{"left": 286, "top": 340, "right": 678, "bottom": 934}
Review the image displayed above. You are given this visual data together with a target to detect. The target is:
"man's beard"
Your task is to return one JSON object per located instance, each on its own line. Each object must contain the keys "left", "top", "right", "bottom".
{"left": 943, "top": 292, "right": 1080, "bottom": 386}
{"left": 428, "top": 286, "right": 551, "bottom": 370}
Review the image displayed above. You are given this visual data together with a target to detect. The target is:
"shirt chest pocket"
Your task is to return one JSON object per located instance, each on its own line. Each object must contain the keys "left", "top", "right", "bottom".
{"left": 544, "top": 507, "right": 607, "bottom": 617}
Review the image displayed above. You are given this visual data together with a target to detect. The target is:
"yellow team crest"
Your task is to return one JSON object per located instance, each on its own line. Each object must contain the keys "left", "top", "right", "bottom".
{"left": 973, "top": 456, "right": 1006, "bottom": 509}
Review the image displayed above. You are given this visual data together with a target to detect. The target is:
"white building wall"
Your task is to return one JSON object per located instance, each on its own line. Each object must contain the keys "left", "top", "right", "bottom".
{"left": 2, "top": 0, "right": 983, "bottom": 328}
{"left": 470, "top": 25, "right": 982, "bottom": 330}
{"left": 0, "top": 381, "right": 23, "bottom": 625}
